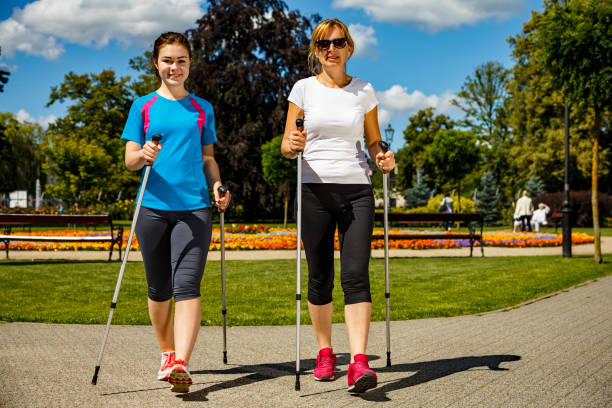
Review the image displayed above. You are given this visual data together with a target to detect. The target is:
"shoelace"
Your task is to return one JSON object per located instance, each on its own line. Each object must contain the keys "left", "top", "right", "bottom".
{"left": 352, "top": 361, "right": 370, "bottom": 373}
{"left": 319, "top": 355, "right": 335, "bottom": 369}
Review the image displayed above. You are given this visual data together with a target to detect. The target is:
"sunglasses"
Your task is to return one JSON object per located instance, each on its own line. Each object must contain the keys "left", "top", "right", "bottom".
{"left": 316, "top": 38, "right": 348, "bottom": 50}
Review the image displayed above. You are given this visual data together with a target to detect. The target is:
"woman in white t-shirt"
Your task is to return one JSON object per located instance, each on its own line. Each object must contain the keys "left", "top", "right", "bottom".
{"left": 281, "top": 18, "right": 395, "bottom": 394}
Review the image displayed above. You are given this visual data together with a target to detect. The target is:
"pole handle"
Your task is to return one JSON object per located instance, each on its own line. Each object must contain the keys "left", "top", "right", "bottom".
{"left": 145, "top": 134, "right": 162, "bottom": 166}
{"left": 296, "top": 118, "right": 304, "bottom": 130}
{"left": 218, "top": 185, "right": 228, "bottom": 196}
{"left": 378, "top": 140, "right": 389, "bottom": 153}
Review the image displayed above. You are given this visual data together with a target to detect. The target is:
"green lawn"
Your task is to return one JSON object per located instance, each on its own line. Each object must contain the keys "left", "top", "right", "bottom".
{"left": 1, "top": 256, "right": 610, "bottom": 326}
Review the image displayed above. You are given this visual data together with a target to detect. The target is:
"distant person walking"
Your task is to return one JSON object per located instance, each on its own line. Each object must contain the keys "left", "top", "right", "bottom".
{"left": 514, "top": 190, "right": 534, "bottom": 232}
{"left": 440, "top": 192, "right": 453, "bottom": 231}
{"left": 121, "top": 32, "right": 230, "bottom": 393}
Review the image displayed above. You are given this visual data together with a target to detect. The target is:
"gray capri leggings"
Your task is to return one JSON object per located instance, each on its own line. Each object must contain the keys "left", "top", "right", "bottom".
{"left": 135, "top": 207, "right": 212, "bottom": 302}
{"left": 301, "top": 183, "right": 374, "bottom": 305}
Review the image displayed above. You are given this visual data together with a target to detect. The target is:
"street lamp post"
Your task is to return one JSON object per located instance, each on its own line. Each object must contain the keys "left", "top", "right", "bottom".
{"left": 384, "top": 124, "right": 395, "bottom": 146}
{"left": 562, "top": 104, "right": 572, "bottom": 257}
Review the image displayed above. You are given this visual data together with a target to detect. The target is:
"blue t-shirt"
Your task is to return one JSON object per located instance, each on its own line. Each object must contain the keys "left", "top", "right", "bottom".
{"left": 121, "top": 91, "right": 217, "bottom": 211}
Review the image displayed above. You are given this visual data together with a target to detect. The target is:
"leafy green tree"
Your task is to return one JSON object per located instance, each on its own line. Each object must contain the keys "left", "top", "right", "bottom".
{"left": 452, "top": 61, "right": 511, "bottom": 190}
{"left": 0, "top": 113, "right": 46, "bottom": 206}
{"left": 399, "top": 108, "right": 455, "bottom": 192}
{"left": 429, "top": 129, "right": 480, "bottom": 213}
{"left": 529, "top": 0, "right": 612, "bottom": 263}
{"left": 186, "top": 0, "right": 319, "bottom": 220}
{"left": 452, "top": 61, "right": 510, "bottom": 145}
{"left": 261, "top": 135, "right": 296, "bottom": 227}
{"left": 44, "top": 70, "right": 137, "bottom": 205}
{"left": 475, "top": 171, "right": 501, "bottom": 222}
{"left": 524, "top": 171, "right": 546, "bottom": 198}
{"left": 404, "top": 166, "right": 432, "bottom": 208}
{"left": 128, "top": 52, "right": 158, "bottom": 97}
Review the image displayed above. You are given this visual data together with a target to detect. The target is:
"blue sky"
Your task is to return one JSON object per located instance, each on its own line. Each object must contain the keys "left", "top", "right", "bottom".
{"left": 0, "top": 0, "right": 542, "bottom": 151}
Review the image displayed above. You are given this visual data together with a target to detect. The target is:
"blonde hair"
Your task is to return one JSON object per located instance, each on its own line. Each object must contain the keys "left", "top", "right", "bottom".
{"left": 307, "top": 19, "right": 354, "bottom": 75}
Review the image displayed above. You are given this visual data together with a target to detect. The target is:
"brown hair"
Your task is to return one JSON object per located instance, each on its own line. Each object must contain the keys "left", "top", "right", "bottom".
{"left": 307, "top": 19, "right": 354, "bottom": 75}
{"left": 151, "top": 32, "right": 192, "bottom": 67}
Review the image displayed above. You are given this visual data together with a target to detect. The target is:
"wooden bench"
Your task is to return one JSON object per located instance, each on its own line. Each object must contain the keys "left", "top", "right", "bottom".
{"left": 373, "top": 212, "right": 485, "bottom": 257}
{"left": 0, "top": 214, "right": 123, "bottom": 261}
{"left": 549, "top": 212, "right": 563, "bottom": 232}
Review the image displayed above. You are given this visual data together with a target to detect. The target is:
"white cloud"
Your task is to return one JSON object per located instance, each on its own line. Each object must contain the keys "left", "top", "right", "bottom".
{"left": 348, "top": 24, "right": 377, "bottom": 58}
{"left": 333, "top": 0, "right": 526, "bottom": 31}
{"left": 16, "top": 109, "right": 57, "bottom": 127}
{"left": 376, "top": 85, "right": 461, "bottom": 120}
{"left": 0, "top": 0, "right": 205, "bottom": 60}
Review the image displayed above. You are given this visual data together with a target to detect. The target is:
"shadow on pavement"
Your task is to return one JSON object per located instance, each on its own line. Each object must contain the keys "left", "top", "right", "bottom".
{"left": 359, "top": 354, "right": 521, "bottom": 402}
{"left": 171, "top": 354, "right": 520, "bottom": 402}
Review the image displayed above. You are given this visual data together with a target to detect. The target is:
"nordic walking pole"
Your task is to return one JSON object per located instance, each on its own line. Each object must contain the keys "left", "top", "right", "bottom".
{"left": 378, "top": 140, "right": 392, "bottom": 367}
{"left": 295, "top": 118, "right": 304, "bottom": 391}
{"left": 217, "top": 185, "right": 228, "bottom": 364}
{"left": 92, "top": 134, "right": 162, "bottom": 385}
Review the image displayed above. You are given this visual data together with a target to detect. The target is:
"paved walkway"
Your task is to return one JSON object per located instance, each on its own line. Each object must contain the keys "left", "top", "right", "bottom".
{"left": 1, "top": 274, "right": 611, "bottom": 407}
{"left": 5, "top": 236, "right": 612, "bottom": 261}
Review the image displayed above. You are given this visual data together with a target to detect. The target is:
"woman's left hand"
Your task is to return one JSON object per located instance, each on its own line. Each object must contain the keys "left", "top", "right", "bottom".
{"left": 376, "top": 150, "right": 395, "bottom": 174}
{"left": 214, "top": 186, "right": 231, "bottom": 213}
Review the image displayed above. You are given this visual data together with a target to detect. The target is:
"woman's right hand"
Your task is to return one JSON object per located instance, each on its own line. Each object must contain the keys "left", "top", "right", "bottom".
{"left": 287, "top": 129, "right": 306, "bottom": 154}
{"left": 142, "top": 140, "right": 162, "bottom": 164}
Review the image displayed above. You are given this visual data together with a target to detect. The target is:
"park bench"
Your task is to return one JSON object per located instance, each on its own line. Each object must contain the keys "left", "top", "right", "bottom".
{"left": 372, "top": 212, "right": 485, "bottom": 257}
{"left": 549, "top": 212, "right": 563, "bottom": 232}
{"left": 0, "top": 214, "right": 123, "bottom": 261}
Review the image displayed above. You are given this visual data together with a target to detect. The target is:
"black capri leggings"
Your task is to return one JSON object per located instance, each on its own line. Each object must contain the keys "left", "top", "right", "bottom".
{"left": 135, "top": 207, "right": 212, "bottom": 302}
{"left": 301, "top": 183, "right": 374, "bottom": 306}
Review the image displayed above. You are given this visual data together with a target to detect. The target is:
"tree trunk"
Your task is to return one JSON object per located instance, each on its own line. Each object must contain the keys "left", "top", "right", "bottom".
{"left": 592, "top": 109, "right": 602, "bottom": 263}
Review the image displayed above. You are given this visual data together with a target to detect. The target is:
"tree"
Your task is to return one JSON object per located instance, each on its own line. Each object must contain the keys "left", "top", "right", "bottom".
{"left": 529, "top": 0, "right": 612, "bottom": 263}
{"left": 452, "top": 61, "right": 511, "bottom": 145}
{"left": 475, "top": 171, "right": 501, "bottom": 222}
{"left": 128, "top": 52, "right": 158, "bottom": 97}
{"left": 524, "top": 171, "right": 546, "bottom": 198}
{"left": 186, "top": 0, "right": 319, "bottom": 220}
{"left": 452, "top": 61, "right": 511, "bottom": 193}
{"left": 261, "top": 135, "right": 296, "bottom": 227}
{"left": 404, "top": 167, "right": 433, "bottom": 208}
{"left": 0, "top": 113, "right": 45, "bottom": 206}
{"left": 399, "top": 108, "right": 455, "bottom": 192}
{"left": 45, "top": 70, "right": 137, "bottom": 205}
{"left": 429, "top": 129, "right": 480, "bottom": 213}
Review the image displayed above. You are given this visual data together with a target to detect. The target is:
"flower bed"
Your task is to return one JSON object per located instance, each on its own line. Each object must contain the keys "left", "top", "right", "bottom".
{"left": 3, "top": 228, "right": 594, "bottom": 252}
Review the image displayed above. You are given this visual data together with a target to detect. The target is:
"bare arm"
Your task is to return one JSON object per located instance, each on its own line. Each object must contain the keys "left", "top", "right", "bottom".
{"left": 202, "top": 144, "right": 231, "bottom": 212}
{"left": 124, "top": 140, "right": 161, "bottom": 171}
{"left": 364, "top": 106, "right": 395, "bottom": 174}
{"left": 281, "top": 102, "right": 306, "bottom": 159}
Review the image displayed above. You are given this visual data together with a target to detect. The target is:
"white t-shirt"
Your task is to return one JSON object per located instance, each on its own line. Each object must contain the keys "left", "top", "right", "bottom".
{"left": 288, "top": 76, "right": 378, "bottom": 184}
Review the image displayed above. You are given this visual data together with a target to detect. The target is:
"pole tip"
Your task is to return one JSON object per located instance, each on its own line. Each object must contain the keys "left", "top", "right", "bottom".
{"left": 295, "top": 373, "right": 301, "bottom": 391}
{"left": 91, "top": 366, "right": 100, "bottom": 385}
{"left": 223, "top": 351, "right": 228, "bottom": 364}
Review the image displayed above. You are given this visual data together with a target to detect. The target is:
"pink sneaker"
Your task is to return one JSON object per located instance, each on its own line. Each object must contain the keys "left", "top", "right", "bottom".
{"left": 157, "top": 351, "right": 175, "bottom": 381}
{"left": 313, "top": 347, "right": 336, "bottom": 381}
{"left": 347, "top": 354, "right": 377, "bottom": 393}
{"left": 168, "top": 359, "right": 192, "bottom": 393}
